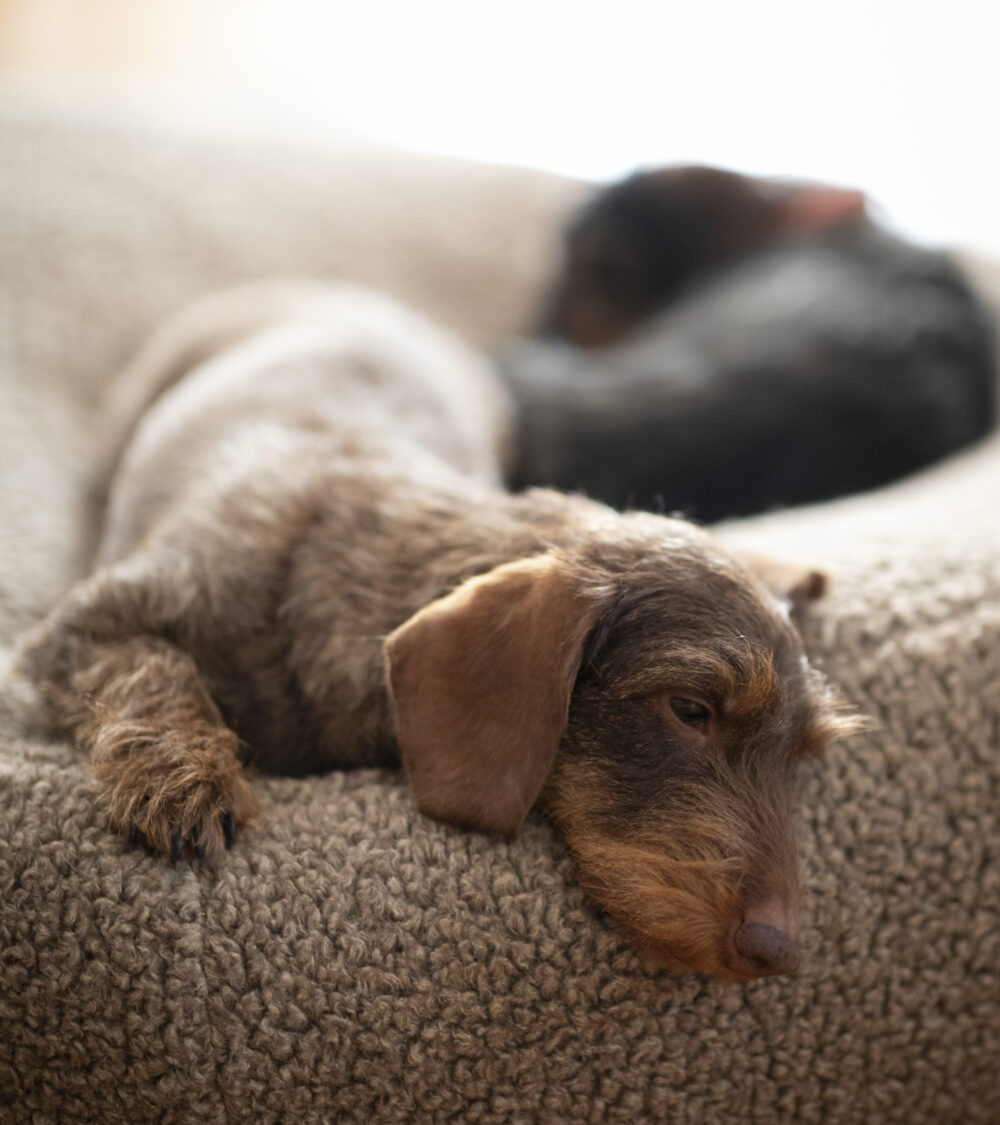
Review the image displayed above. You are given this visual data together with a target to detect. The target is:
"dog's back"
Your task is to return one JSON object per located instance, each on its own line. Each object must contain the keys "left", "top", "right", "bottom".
{"left": 98, "top": 283, "right": 514, "bottom": 565}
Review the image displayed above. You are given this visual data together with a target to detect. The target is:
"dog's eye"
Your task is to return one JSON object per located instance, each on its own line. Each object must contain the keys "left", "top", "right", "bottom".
{"left": 669, "top": 697, "right": 711, "bottom": 729}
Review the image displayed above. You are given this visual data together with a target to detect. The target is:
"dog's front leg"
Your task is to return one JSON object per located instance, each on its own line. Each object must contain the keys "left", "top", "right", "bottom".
{"left": 12, "top": 571, "right": 258, "bottom": 859}
{"left": 73, "top": 634, "right": 257, "bottom": 859}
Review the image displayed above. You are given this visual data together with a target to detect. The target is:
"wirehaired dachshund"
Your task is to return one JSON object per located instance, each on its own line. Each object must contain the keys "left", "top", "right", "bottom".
{"left": 9, "top": 281, "right": 859, "bottom": 982}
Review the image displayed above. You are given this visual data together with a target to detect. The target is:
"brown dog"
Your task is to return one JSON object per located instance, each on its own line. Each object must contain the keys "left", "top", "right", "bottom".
{"left": 10, "top": 282, "right": 858, "bottom": 983}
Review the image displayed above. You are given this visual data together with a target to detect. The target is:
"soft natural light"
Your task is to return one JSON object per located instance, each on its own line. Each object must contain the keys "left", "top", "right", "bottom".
{"left": 4, "top": 0, "right": 999, "bottom": 251}
{"left": 192, "top": 0, "right": 1000, "bottom": 252}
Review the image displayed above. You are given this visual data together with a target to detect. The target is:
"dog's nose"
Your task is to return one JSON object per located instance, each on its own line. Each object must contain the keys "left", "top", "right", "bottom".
{"left": 732, "top": 921, "right": 801, "bottom": 977}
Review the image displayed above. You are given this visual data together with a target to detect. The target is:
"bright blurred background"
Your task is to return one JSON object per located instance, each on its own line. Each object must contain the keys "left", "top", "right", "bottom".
{"left": 2, "top": 0, "right": 999, "bottom": 251}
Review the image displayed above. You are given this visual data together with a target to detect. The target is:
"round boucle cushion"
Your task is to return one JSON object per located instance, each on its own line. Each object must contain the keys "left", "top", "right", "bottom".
{"left": 1, "top": 106, "right": 997, "bottom": 1124}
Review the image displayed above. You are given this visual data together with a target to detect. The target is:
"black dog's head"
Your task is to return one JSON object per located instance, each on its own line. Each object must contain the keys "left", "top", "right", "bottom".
{"left": 540, "top": 164, "right": 866, "bottom": 347}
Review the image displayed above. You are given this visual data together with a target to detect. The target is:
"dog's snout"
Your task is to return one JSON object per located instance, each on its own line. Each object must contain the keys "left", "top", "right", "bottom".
{"left": 730, "top": 920, "right": 801, "bottom": 978}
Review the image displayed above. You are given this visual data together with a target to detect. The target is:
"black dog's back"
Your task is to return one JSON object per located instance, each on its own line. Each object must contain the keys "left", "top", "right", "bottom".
{"left": 501, "top": 207, "right": 997, "bottom": 522}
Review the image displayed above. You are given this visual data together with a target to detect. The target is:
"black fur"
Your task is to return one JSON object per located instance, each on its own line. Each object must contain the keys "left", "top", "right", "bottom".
{"left": 500, "top": 177, "right": 997, "bottom": 522}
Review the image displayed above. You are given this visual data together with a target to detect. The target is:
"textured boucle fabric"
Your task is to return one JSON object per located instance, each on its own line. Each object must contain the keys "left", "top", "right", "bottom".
{"left": 1, "top": 107, "right": 998, "bottom": 1124}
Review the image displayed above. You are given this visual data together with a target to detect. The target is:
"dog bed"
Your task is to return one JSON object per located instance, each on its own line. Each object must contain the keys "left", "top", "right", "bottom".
{"left": 1, "top": 105, "right": 997, "bottom": 1124}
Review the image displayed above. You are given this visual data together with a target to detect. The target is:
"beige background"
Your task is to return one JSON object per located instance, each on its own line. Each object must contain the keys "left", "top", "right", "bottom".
{"left": 0, "top": 0, "right": 239, "bottom": 78}
{"left": 3, "top": 0, "right": 1000, "bottom": 255}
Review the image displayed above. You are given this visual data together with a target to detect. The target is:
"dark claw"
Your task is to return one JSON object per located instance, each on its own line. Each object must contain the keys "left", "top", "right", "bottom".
{"left": 221, "top": 811, "right": 237, "bottom": 850}
{"left": 170, "top": 830, "right": 184, "bottom": 863}
{"left": 128, "top": 826, "right": 156, "bottom": 857}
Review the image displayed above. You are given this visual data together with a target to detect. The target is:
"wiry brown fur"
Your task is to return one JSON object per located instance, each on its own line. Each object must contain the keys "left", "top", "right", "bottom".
{"left": 9, "top": 282, "right": 860, "bottom": 981}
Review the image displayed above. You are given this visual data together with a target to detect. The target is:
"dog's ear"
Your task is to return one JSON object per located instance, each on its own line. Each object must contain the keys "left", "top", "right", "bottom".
{"left": 736, "top": 552, "right": 829, "bottom": 613}
{"left": 774, "top": 184, "right": 867, "bottom": 236}
{"left": 384, "top": 553, "right": 606, "bottom": 839}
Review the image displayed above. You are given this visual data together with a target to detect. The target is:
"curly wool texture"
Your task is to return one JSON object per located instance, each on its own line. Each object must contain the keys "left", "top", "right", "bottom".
{"left": 1, "top": 106, "right": 998, "bottom": 1124}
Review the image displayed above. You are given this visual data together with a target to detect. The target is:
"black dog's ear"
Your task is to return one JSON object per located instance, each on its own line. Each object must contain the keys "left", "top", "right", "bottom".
{"left": 383, "top": 553, "right": 609, "bottom": 839}
{"left": 735, "top": 552, "right": 829, "bottom": 613}
{"left": 773, "top": 184, "right": 867, "bottom": 236}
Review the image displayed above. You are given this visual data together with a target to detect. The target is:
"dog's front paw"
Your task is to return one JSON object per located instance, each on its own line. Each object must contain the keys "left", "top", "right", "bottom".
{"left": 90, "top": 719, "right": 259, "bottom": 860}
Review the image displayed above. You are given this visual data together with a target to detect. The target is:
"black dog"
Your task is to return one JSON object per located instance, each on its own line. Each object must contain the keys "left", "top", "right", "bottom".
{"left": 499, "top": 166, "right": 997, "bottom": 521}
